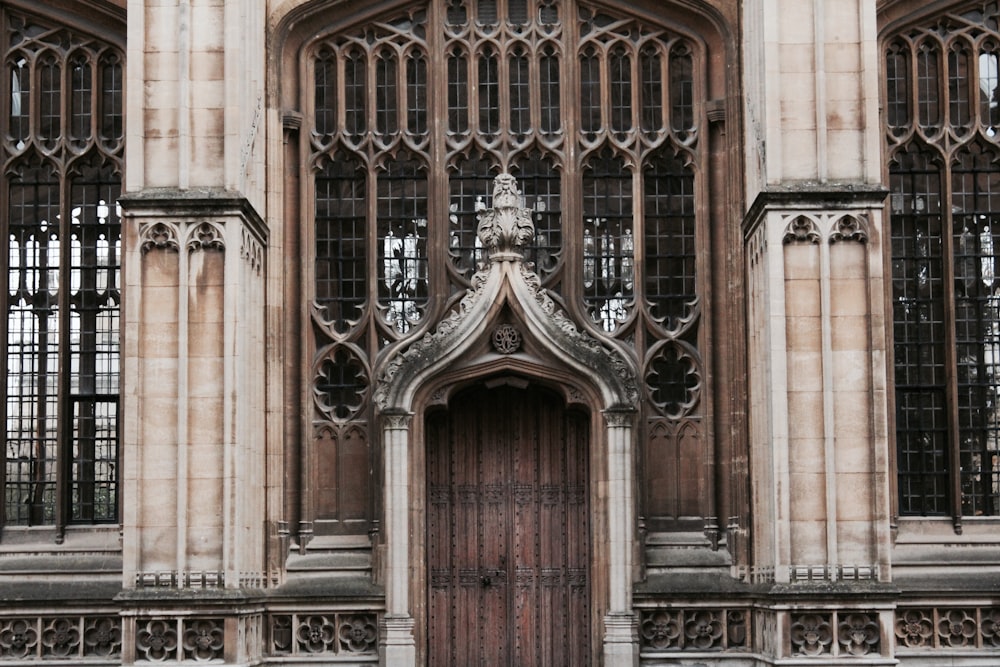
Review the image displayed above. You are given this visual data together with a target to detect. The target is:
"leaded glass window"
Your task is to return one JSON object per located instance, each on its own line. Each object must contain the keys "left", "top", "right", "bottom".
{"left": 305, "top": 0, "right": 707, "bottom": 533}
{"left": 887, "top": 1, "right": 1000, "bottom": 519}
{"left": 1, "top": 8, "right": 123, "bottom": 527}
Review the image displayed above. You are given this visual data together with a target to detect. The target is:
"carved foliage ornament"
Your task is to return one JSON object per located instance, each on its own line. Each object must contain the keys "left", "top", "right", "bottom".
{"left": 374, "top": 174, "right": 639, "bottom": 410}
{"left": 476, "top": 174, "right": 536, "bottom": 259}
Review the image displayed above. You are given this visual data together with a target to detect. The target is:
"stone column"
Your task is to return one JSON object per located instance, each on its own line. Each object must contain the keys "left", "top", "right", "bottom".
{"left": 379, "top": 412, "right": 416, "bottom": 665}
{"left": 603, "top": 409, "right": 639, "bottom": 667}
{"left": 741, "top": 3, "right": 894, "bottom": 656}
{"left": 121, "top": 0, "right": 267, "bottom": 663}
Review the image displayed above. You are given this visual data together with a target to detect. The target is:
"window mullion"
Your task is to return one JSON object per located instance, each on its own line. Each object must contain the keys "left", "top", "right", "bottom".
{"left": 426, "top": 0, "right": 448, "bottom": 317}
{"left": 940, "top": 158, "right": 964, "bottom": 530}
{"left": 55, "top": 169, "right": 70, "bottom": 537}
{"left": 562, "top": 0, "right": 582, "bottom": 308}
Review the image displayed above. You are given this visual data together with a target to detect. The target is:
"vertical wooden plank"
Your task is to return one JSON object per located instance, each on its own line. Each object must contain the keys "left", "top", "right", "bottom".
{"left": 566, "top": 408, "right": 591, "bottom": 664}
{"left": 425, "top": 411, "right": 450, "bottom": 666}
{"left": 426, "top": 385, "right": 590, "bottom": 666}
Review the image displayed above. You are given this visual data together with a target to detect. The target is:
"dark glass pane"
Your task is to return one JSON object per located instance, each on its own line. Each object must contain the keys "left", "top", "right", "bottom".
{"left": 344, "top": 49, "right": 366, "bottom": 136}
{"left": 376, "top": 50, "right": 399, "bottom": 136}
{"left": 446, "top": 0, "right": 467, "bottom": 26}
{"left": 890, "top": 146, "right": 948, "bottom": 515}
{"left": 377, "top": 157, "right": 428, "bottom": 335}
{"left": 640, "top": 44, "right": 663, "bottom": 133}
{"left": 477, "top": 0, "right": 497, "bottom": 25}
{"left": 579, "top": 46, "right": 601, "bottom": 139}
{"left": 886, "top": 45, "right": 910, "bottom": 133}
{"left": 6, "top": 163, "right": 60, "bottom": 526}
{"left": 39, "top": 56, "right": 61, "bottom": 150}
{"left": 99, "top": 55, "right": 123, "bottom": 145}
{"left": 315, "top": 154, "right": 367, "bottom": 333}
{"left": 315, "top": 49, "right": 337, "bottom": 136}
{"left": 669, "top": 45, "right": 694, "bottom": 137}
{"left": 539, "top": 0, "right": 558, "bottom": 25}
{"left": 644, "top": 150, "right": 696, "bottom": 328}
{"left": 508, "top": 0, "right": 528, "bottom": 25}
{"left": 917, "top": 41, "right": 941, "bottom": 129}
{"left": 407, "top": 53, "right": 428, "bottom": 136}
{"left": 70, "top": 54, "right": 92, "bottom": 144}
{"left": 539, "top": 45, "right": 560, "bottom": 135}
{"left": 478, "top": 47, "right": 500, "bottom": 135}
{"left": 582, "top": 149, "right": 632, "bottom": 332}
{"left": 949, "top": 44, "right": 972, "bottom": 133}
{"left": 68, "top": 159, "right": 120, "bottom": 523}
{"left": 509, "top": 46, "right": 530, "bottom": 137}
{"left": 448, "top": 50, "right": 469, "bottom": 134}
{"left": 609, "top": 45, "right": 632, "bottom": 138}
{"left": 448, "top": 155, "right": 494, "bottom": 279}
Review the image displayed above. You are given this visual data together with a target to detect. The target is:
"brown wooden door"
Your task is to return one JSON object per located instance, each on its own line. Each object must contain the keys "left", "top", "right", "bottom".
{"left": 427, "top": 384, "right": 591, "bottom": 666}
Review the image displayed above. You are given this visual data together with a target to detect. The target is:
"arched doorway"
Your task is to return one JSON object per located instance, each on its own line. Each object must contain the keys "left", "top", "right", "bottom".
{"left": 425, "top": 383, "right": 591, "bottom": 665}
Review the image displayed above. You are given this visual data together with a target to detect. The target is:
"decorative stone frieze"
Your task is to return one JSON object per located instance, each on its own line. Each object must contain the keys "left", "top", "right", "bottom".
{"left": 270, "top": 613, "right": 378, "bottom": 656}
{"left": 0, "top": 616, "right": 122, "bottom": 660}
{"left": 895, "top": 606, "right": 1000, "bottom": 650}
{"left": 638, "top": 608, "right": 749, "bottom": 652}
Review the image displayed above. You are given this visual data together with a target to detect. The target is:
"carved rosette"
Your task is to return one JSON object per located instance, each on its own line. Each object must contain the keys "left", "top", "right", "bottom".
{"left": 790, "top": 612, "right": 833, "bottom": 656}
{"left": 476, "top": 173, "right": 536, "bottom": 260}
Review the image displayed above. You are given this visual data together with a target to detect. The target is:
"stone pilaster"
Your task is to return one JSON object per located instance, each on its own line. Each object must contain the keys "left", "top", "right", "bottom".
{"left": 119, "top": 190, "right": 267, "bottom": 663}
{"left": 378, "top": 412, "right": 415, "bottom": 664}
{"left": 743, "top": 187, "right": 891, "bottom": 585}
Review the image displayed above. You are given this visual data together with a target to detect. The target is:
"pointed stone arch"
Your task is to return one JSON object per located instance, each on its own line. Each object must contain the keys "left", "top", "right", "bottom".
{"left": 372, "top": 174, "right": 641, "bottom": 666}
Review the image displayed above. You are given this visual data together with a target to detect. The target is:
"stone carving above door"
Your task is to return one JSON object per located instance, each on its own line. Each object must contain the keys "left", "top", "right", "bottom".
{"left": 373, "top": 174, "right": 638, "bottom": 413}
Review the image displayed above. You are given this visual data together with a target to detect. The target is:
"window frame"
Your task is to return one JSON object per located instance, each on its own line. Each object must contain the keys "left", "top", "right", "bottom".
{"left": 882, "top": 0, "right": 1000, "bottom": 527}
{"left": 0, "top": 0, "right": 125, "bottom": 537}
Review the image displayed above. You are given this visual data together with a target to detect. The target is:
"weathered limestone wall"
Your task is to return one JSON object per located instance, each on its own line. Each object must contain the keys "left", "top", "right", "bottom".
{"left": 120, "top": 13, "right": 270, "bottom": 665}
{"left": 742, "top": 0, "right": 892, "bottom": 590}
{"left": 745, "top": 0, "right": 882, "bottom": 191}
{"left": 126, "top": 0, "right": 265, "bottom": 206}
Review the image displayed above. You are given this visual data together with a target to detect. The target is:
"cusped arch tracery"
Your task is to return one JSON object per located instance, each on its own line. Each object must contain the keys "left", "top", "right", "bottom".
{"left": 373, "top": 173, "right": 639, "bottom": 414}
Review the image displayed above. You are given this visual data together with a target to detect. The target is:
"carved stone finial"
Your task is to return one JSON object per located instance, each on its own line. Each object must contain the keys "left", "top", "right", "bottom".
{"left": 476, "top": 174, "right": 535, "bottom": 261}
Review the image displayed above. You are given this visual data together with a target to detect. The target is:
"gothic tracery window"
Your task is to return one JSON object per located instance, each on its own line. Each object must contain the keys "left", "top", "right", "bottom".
{"left": 887, "top": 1, "right": 1000, "bottom": 519}
{"left": 1, "top": 7, "right": 123, "bottom": 527}
{"left": 305, "top": 0, "right": 708, "bottom": 535}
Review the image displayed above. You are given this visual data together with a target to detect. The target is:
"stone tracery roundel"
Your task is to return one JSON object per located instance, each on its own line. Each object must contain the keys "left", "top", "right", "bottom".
{"left": 491, "top": 324, "right": 522, "bottom": 354}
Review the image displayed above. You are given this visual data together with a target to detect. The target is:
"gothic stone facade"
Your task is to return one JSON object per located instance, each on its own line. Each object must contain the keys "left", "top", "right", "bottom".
{"left": 0, "top": 0, "right": 998, "bottom": 665}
